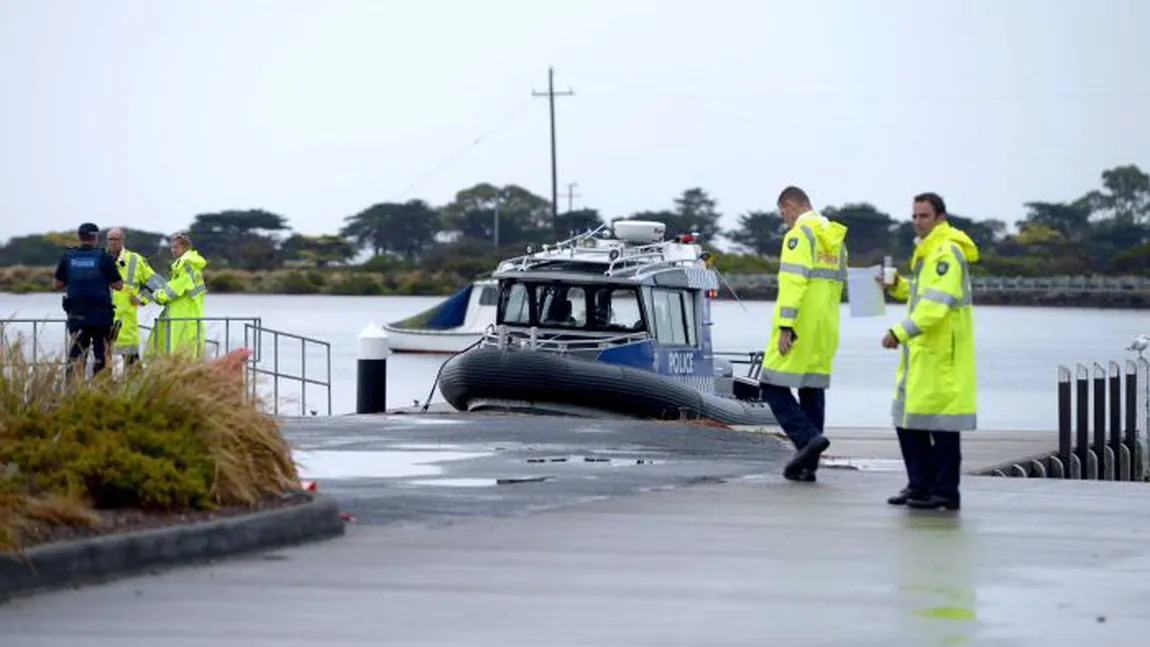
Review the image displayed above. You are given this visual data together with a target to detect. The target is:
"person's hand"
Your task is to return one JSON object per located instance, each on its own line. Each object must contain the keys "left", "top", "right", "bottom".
{"left": 881, "top": 331, "right": 899, "bottom": 349}
{"left": 778, "top": 328, "right": 794, "bottom": 356}
{"left": 130, "top": 296, "right": 141, "bottom": 306}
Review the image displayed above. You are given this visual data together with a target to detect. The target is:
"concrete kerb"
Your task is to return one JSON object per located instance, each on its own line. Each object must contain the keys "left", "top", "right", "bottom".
{"left": 0, "top": 493, "right": 346, "bottom": 605}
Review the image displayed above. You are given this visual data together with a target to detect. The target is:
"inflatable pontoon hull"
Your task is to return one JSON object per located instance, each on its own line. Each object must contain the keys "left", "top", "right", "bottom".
{"left": 437, "top": 346, "right": 777, "bottom": 427}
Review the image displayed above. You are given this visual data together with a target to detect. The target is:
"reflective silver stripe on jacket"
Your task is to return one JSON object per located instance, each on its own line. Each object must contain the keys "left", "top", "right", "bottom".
{"left": 759, "top": 368, "right": 831, "bottom": 389}
{"left": 892, "top": 246, "right": 976, "bottom": 430}
{"left": 126, "top": 254, "right": 138, "bottom": 286}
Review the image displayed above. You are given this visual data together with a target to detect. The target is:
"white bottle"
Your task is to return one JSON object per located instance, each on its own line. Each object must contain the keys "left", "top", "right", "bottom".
{"left": 882, "top": 255, "right": 896, "bottom": 286}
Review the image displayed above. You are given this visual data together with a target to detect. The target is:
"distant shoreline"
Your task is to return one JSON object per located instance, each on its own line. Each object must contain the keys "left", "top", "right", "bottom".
{"left": 2, "top": 265, "right": 1148, "bottom": 309}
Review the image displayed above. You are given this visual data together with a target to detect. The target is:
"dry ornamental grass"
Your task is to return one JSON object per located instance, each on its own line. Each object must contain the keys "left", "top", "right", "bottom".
{"left": 0, "top": 334, "right": 301, "bottom": 552}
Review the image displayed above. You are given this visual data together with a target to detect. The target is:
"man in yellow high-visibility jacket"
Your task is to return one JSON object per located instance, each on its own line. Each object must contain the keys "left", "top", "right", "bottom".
{"left": 759, "top": 186, "right": 849, "bottom": 483}
{"left": 880, "top": 192, "right": 979, "bottom": 511}
{"left": 105, "top": 228, "right": 163, "bottom": 367}
{"left": 146, "top": 231, "right": 209, "bottom": 359}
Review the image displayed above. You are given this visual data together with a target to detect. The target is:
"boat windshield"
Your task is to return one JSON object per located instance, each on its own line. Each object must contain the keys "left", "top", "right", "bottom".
{"left": 499, "top": 281, "right": 645, "bottom": 333}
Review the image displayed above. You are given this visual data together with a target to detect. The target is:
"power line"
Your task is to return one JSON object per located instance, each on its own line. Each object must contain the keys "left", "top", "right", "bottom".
{"left": 391, "top": 97, "right": 537, "bottom": 201}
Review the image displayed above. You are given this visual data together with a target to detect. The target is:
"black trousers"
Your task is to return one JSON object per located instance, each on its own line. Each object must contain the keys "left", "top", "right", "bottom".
{"left": 67, "top": 324, "right": 112, "bottom": 375}
{"left": 896, "top": 427, "right": 962, "bottom": 501}
{"left": 760, "top": 384, "right": 825, "bottom": 467}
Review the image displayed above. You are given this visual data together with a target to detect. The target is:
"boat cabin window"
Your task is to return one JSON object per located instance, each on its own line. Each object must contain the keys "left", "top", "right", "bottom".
{"left": 497, "top": 280, "right": 645, "bottom": 333}
{"left": 591, "top": 287, "right": 643, "bottom": 332}
{"left": 648, "top": 288, "right": 696, "bottom": 347}
{"left": 478, "top": 285, "right": 499, "bottom": 306}
{"left": 501, "top": 282, "right": 532, "bottom": 325}
{"left": 537, "top": 285, "right": 587, "bottom": 328}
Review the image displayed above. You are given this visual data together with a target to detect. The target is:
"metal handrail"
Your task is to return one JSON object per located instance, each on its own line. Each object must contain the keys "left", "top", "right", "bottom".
{"left": 243, "top": 323, "right": 332, "bottom": 417}
{"left": 1, "top": 316, "right": 332, "bottom": 417}
{"left": 150, "top": 316, "right": 262, "bottom": 361}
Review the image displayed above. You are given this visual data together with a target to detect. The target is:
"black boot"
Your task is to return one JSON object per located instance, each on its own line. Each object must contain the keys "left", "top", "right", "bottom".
{"left": 784, "top": 435, "right": 830, "bottom": 478}
{"left": 886, "top": 487, "right": 927, "bottom": 505}
{"left": 906, "top": 495, "right": 961, "bottom": 511}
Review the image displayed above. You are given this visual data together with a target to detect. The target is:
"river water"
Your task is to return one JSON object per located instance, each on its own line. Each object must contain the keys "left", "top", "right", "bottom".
{"left": 2, "top": 292, "right": 1146, "bottom": 431}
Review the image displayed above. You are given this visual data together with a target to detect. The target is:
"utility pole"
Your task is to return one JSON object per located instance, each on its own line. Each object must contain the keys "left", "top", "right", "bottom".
{"left": 531, "top": 66, "right": 574, "bottom": 231}
{"left": 563, "top": 181, "right": 582, "bottom": 212}
{"left": 493, "top": 198, "right": 500, "bottom": 249}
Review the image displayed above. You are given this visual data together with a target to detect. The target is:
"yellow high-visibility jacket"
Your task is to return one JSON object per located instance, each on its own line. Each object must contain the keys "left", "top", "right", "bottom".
{"left": 887, "top": 221, "right": 980, "bottom": 431}
{"left": 760, "top": 210, "right": 849, "bottom": 389}
{"left": 146, "top": 249, "right": 208, "bottom": 359}
{"left": 111, "top": 248, "right": 162, "bottom": 355}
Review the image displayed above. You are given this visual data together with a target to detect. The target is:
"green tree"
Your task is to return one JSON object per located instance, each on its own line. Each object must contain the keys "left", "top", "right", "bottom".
{"left": 441, "top": 183, "right": 551, "bottom": 246}
{"left": 1080, "top": 164, "right": 1150, "bottom": 224}
{"left": 725, "top": 210, "right": 785, "bottom": 255}
{"left": 281, "top": 234, "right": 357, "bottom": 268}
{"left": 823, "top": 203, "right": 894, "bottom": 264}
{"left": 186, "top": 209, "right": 290, "bottom": 270}
{"left": 340, "top": 199, "right": 440, "bottom": 260}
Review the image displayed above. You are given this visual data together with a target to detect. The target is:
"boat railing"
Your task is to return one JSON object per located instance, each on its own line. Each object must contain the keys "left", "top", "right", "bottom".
{"left": 498, "top": 223, "right": 613, "bottom": 269}
{"left": 608, "top": 257, "right": 709, "bottom": 279}
{"left": 713, "top": 350, "right": 765, "bottom": 380}
{"left": 484, "top": 326, "right": 649, "bottom": 354}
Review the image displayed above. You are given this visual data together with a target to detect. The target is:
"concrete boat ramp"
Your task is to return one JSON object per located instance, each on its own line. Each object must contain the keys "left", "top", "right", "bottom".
{"left": 2, "top": 412, "right": 1149, "bottom": 646}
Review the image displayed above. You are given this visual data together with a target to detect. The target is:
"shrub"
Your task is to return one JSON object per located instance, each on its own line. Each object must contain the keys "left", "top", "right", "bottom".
{"left": 207, "top": 271, "right": 246, "bottom": 293}
{"left": 0, "top": 336, "right": 299, "bottom": 552}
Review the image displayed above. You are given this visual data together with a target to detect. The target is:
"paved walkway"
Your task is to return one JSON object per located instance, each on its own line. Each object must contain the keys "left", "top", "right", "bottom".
{"left": 1, "top": 469, "right": 1146, "bottom": 646}
{"left": 1, "top": 412, "right": 1143, "bottom": 645}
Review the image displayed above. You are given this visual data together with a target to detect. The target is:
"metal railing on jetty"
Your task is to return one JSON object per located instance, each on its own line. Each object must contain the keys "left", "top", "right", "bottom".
{"left": 0, "top": 316, "right": 332, "bottom": 417}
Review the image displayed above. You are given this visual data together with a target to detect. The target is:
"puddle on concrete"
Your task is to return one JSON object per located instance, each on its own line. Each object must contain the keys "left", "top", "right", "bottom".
{"left": 411, "top": 478, "right": 500, "bottom": 488}
{"left": 293, "top": 449, "right": 491, "bottom": 479}
{"left": 383, "top": 416, "right": 467, "bottom": 426}
{"left": 525, "top": 455, "right": 666, "bottom": 466}
{"left": 407, "top": 475, "right": 555, "bottom": 488}
{"left": 821, "top": 457, "right": 904, "bottom": 472}
{"left": 391, "top": 443, "right": 473, "bottom": 451}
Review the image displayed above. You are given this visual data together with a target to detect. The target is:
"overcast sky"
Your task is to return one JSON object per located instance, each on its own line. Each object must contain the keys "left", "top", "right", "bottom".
{"left": 1, "top": 0, "right": 1146, "bottom": 244}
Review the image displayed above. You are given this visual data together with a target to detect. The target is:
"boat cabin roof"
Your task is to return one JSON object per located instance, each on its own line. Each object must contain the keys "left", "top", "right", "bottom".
{"left": 492, "top": 220, "right": 720, "bottom": 292}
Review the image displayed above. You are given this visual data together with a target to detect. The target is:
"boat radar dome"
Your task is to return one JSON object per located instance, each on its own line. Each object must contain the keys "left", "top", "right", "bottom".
{"left": 613, "top": 220, "right": 666, "bottom": 244}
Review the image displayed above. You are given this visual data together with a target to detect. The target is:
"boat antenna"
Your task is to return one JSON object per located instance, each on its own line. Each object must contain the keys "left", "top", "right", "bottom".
{"left": 711, "top": 265, "right": 749, "bottom": 313}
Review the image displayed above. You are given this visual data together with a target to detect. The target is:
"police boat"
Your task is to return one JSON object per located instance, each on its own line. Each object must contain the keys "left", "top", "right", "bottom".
{"left": 434, "top": 220, "right": 776, "bottom": 426}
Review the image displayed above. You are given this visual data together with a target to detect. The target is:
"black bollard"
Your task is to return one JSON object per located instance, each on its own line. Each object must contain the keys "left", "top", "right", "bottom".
{"left": 1057, "top": 365, "right": 1071, "bottom": 477}
{"left": 356, "top": 323, "right": 390, "bottom": 414}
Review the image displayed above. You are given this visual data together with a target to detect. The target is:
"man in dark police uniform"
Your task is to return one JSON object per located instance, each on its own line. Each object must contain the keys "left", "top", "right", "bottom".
{"left": 53, "top": 222, "right": 124, "bottom": 377}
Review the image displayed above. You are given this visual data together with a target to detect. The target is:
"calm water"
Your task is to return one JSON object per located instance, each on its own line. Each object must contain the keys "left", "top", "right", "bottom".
{"left": 2, "top": 292, "right": 1147, "bottom": 431}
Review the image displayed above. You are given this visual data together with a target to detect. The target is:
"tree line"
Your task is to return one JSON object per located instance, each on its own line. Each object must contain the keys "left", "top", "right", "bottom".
{"left": 1, "top": 164, "right": 1147, "bottom": 279}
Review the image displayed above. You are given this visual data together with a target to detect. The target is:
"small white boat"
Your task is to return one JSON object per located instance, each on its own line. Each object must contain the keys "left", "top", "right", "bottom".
{"left": 383, "top": 279, "right": 498, "bottom": 353}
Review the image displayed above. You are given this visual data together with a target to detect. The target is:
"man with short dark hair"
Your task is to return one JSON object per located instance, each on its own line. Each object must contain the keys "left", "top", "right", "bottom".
{"left": 54, "top": 223, "right": 124, "bottom": 377}
{"left": 759, "top": 185, "right": 849, "bottom": 482}
{"left": 879, "top": 192, "right": 980, "bottom": 510}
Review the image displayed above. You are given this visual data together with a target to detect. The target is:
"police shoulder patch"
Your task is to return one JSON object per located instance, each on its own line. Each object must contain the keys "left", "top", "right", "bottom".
{"left": 936, "top": 260, "right": 949, "bottom": 276}
{"left": 786, "top": 237, "right": 798, "bottom": 250}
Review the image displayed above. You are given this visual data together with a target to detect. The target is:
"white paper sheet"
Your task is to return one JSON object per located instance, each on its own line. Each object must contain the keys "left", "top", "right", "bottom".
{"left": 847, "top": 265, "right": 886, "bottom": 317}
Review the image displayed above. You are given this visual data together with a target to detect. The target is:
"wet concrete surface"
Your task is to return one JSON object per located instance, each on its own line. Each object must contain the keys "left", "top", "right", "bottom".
{"left": 282, "top": 412, "right": 787, "bottom": 527}
{"left": 3, "top": 412, "right": 1149, "bottom": 645}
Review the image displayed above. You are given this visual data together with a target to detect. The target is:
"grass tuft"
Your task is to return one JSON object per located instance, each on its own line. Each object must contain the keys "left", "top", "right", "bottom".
{"left": 0, "top": 333, "right": 299, "bottom": 552}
